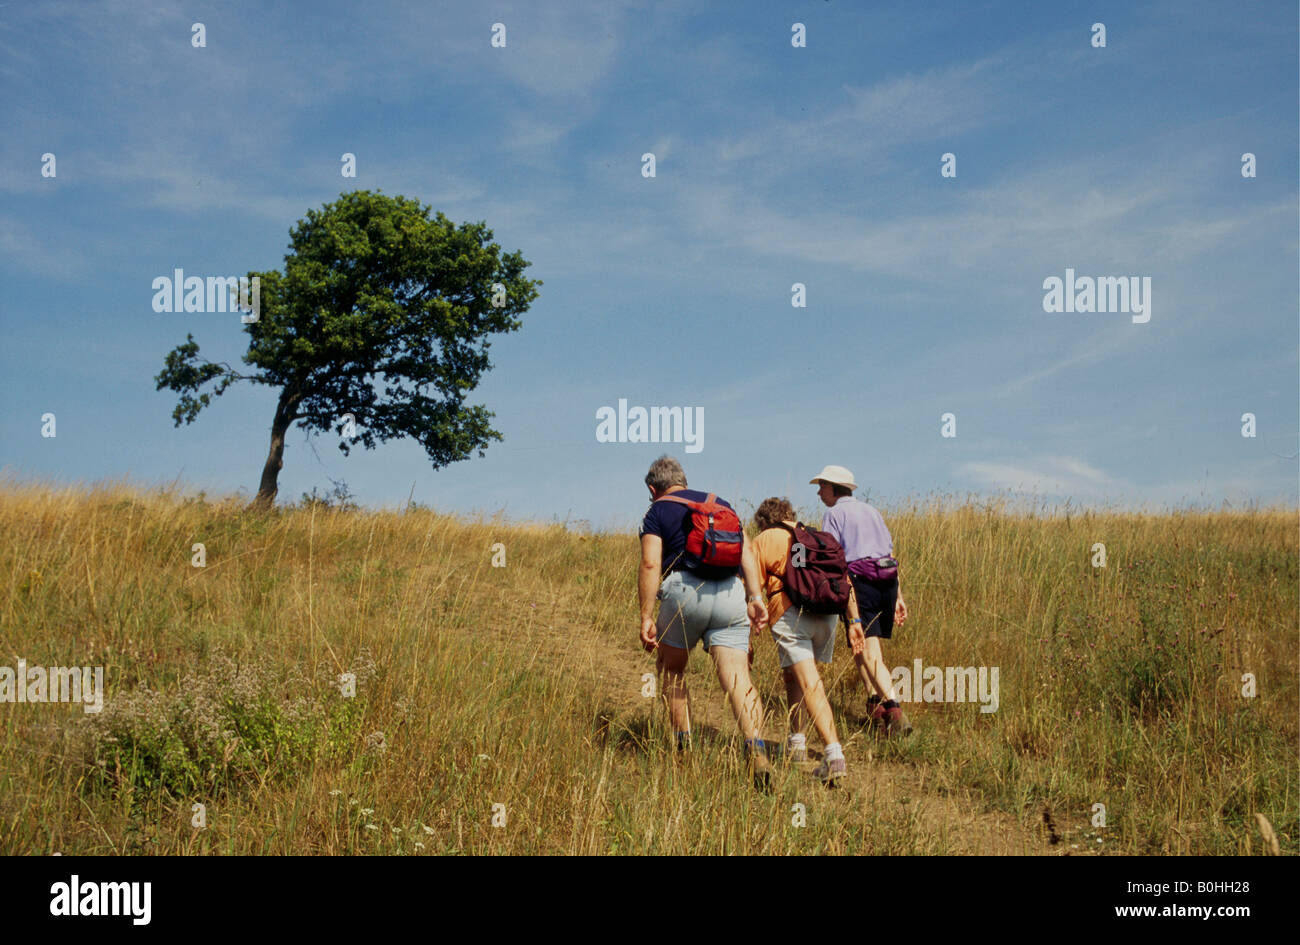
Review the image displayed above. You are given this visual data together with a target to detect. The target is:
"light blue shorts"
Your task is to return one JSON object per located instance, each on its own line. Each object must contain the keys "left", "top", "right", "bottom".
{"left": 656, "top": 569, "right": 750, "bottom": 653}
{"left": 769, "top": 607, "right": 837, "bottom": 668}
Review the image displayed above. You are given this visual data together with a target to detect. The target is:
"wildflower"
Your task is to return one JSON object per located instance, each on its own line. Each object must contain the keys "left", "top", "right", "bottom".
{"left": 329, "top": 789, "right": 342, "bottom": 797}
{"left": 414, "top": 842, "right": 425, "bottom": 850}
{"left": 360, "top": 808, "right": 374, "bottom": 816}
{"left": 422, "top": 826, "right": 435, "bottom": 836}
{"left": 391, "top": 826, "right": 402, "bottom": 835}
{"left": 364, "top": 824, "right": 378, "bottom": 832}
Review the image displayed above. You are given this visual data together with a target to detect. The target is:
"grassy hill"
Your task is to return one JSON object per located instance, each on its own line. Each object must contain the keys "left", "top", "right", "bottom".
{"left": 0, "top": 480, "right": 1294, "bottom": 855}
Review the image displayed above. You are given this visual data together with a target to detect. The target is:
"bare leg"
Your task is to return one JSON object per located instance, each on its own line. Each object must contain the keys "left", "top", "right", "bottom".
{"left": 710, "top": 645, "right": 763, "bottom": 741}
{"left": 854, "top": 637, "right": 896, "bottom": 700}
{"left": 656, "top": 642, "right": 691, "bottom": 736}
{"left": 782, "top": 666, "right": 806, "bottom": 736}
{"left": 789, "top": 659, "right": 840, "bottom": 748}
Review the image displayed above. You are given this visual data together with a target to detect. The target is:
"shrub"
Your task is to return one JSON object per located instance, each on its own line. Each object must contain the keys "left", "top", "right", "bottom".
{"left": 83, "top": 651, "right": 377, "bottom": 798}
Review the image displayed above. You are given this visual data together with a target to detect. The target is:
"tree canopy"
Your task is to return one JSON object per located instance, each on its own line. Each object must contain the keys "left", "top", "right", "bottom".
{"left": 156, "top": 190, "right": 541, "bottom": 506}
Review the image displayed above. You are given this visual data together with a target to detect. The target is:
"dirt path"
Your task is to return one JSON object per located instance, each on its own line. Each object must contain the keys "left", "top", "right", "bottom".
{"left": 536, "top": 606, "right": 1054, "bottom": 856}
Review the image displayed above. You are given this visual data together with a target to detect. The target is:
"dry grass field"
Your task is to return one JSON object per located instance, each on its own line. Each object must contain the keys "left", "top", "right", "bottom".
{"left": 0, "top": 479, "right": 1294, "bottom": 855}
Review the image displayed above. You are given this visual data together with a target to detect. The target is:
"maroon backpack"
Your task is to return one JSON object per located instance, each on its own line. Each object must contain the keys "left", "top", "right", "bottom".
{"left": 775, "top": 522, "right": 851, "bottom": 614}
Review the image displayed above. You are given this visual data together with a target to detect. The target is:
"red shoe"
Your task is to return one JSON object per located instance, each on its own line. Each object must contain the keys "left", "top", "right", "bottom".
{"left": 882, "top": 706, "right": 913, "bottom": 738}
{"left": 868, "top": 701, "right": 887, "bottom": 727}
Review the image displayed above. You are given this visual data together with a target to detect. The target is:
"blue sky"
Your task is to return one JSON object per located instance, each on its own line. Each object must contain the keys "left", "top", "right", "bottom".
{"left": 2, "top": 0, "right": 1296, "bottom": 530}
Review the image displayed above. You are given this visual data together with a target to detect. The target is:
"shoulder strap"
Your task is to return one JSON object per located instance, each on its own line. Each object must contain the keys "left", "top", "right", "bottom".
{"left": 656, "top": 492, "right": 722, "bottom": 508}
{"left": 770, "top": 522, "right": 800, "bottom": 592}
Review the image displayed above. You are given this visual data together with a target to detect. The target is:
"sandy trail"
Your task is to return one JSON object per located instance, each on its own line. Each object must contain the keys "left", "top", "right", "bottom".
{"left": 522, "top": 596, "right": 1053, "bottom": 856}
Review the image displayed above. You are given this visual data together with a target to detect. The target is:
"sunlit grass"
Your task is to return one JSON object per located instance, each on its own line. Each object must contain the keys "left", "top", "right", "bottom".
{"left": 0, "top": 479, "right": 1294, "bottom": 855}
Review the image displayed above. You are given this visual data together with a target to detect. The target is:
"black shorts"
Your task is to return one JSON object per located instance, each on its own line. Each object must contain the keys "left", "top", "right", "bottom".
{"left": 849, "top": 573, "right": 898, "bottom": 640}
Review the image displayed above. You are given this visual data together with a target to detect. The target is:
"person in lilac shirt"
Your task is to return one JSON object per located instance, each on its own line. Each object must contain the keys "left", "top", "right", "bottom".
{"left": 812, "top": 465, "right": 913, "bottom": 737}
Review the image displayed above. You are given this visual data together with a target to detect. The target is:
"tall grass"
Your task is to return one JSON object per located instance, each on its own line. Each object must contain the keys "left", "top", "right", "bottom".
{"left": 0, "top": 479, "right": 1293, "bottom": 854}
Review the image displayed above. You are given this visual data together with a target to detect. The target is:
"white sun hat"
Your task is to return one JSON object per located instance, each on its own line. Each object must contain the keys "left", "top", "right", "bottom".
{"left": 809, "top": 465, "right": 857, "bottom": 490}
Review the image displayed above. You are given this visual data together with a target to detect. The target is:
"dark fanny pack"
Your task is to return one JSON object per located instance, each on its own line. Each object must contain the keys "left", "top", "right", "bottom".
{"left": 848, "top": 556, "right": 898, "bottom": 582}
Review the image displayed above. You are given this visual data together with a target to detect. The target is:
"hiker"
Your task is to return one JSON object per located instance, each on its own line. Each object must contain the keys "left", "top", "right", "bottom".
{"left": 637, "top": 456, "right": 774, "bottom": 786}
{"left": 751, "top": 497, "right": 858, "bottom": 784}
{"left": 812, "top": 465, "right": 913, "bottom": 736}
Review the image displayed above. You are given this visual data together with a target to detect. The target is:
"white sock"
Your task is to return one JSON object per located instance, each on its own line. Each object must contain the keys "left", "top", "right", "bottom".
{"left": 787, "top": 733, "right": 807, "bottom": 750}
{"left": 824, "top": 742, "right": 844, "bottom": 762}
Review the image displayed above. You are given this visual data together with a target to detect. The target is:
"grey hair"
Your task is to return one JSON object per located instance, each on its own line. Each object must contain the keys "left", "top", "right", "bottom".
{"left": 645, "top": 455, "right": 687, "bottom": 493}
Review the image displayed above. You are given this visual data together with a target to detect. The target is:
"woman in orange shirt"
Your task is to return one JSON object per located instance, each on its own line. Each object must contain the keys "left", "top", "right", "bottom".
{"left": 752, "top": 497, "right": 865, "bottom": 785}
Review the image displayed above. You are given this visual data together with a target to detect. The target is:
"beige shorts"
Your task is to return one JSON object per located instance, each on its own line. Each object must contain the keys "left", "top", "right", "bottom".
{"left": 768, "top": 607, "right": 837, "bottom": 668}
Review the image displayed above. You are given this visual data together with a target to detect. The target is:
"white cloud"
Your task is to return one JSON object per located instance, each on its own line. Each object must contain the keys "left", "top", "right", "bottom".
{"left": 696, "top": 56, "right": 1011, "bottom": 183}
{"left": 493, "top": 8, "right": 623, "bottom": 99}
{"left": 389, "top": 1, "right": 627, "bottom": 102}
{"left": 991, "top": 331, "right": 1132, "bottom": 400}
{"left": 957, "top": 456, "right": 1118, "bottom": 500}
{"left": 0, "top": 215, "right": 85, "bottom": 279}
{"left": 955, "top": 454, "right": 1296, "bottom": 509}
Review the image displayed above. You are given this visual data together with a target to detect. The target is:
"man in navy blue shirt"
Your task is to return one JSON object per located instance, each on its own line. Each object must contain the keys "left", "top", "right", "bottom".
{"left": 637, "top": 455, "right": 773, "bottom": 787}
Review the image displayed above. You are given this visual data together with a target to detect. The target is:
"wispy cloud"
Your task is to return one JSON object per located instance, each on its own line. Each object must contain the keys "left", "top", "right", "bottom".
{"left": 694, "top": 56, "right": 1013, "bottom": 184}
{"left": 662, "top": 156, "right": 1289, "bottom": 282}
{"left": 0, "top": 215, "right": 85, "bottom": 279}
{"left": 957, "top": 455, "right": 1120, "bottom": 502}
{"left": 990, "top": 332, "right": 1132, "bottom": 400}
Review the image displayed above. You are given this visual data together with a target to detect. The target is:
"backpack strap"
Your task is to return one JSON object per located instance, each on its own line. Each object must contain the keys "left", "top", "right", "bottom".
{"left": 655, "top": 492, "right": 720, "bottom": 508}
{"left": 770, "top": 522, "right": 800, "bottom": 593}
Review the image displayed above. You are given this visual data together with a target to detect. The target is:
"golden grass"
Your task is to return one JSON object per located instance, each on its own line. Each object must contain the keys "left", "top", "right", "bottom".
{"left": 0, "top": 478, "right": 1294, "bottom": 855}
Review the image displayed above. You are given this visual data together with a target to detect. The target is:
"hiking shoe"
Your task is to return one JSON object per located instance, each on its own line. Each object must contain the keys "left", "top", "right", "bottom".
{"left": 813, "top": 757, "right": 847, "bottom": 786}
{"left": 882, "top": 706, "right": 913, "bottom": 738}
{"left": 747, "top": 746, "right": 774, "bottom": 792}
{"left": 867, "top": 701, "right": 888, "bottom": 727}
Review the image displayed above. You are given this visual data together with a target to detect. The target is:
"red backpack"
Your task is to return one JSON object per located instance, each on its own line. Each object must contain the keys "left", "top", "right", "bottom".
{"left": 655, "top": 492, "right": 744, "bottom": 572}
{"left": 775, "top": 522, "right": 851, "bottom": 614}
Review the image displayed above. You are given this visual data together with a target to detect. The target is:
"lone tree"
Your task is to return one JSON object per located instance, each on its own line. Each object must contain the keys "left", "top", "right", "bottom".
{"left": 156, "top": 190, "right": 540, "bottom": 508}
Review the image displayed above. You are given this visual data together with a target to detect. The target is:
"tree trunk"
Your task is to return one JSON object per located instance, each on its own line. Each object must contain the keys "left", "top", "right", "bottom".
{"left": 252, "top": 392, "right": 296, "bottom": 509}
